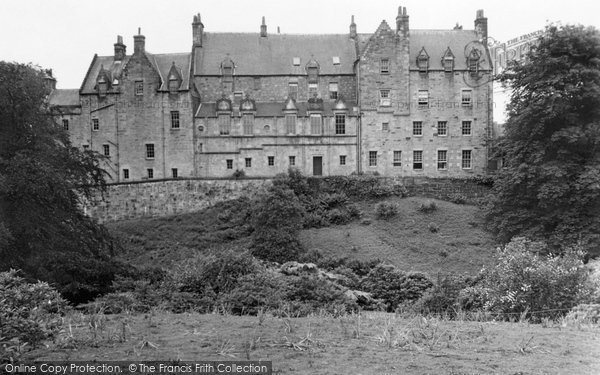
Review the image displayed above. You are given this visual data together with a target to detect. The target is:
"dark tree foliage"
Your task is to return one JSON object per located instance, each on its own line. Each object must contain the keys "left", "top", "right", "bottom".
{"left": 0, "top": 62, "right": 122, "bottom": 302}
{"left": 486, "top": 25, "right": 600, "bottom": 257}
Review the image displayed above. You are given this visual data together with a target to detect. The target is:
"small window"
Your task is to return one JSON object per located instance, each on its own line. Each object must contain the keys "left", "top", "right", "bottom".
{"left": 293, "top": 57, "right": 301, "bottom": 66}
{"left": 461, "top": 89, "right": 472, "bottom": 106}
{"left": 380, "top": 58, "right": 390, "bottom": 74}
{"left": 83, "top": 144, "right": 90, "bottom": 150}
{"left": 332, "top": 56, "right": 340, "bottom": 65}
{"left": 393, "top": 151, "right": 402, "bottom": 166}
{"left": 123, "top": 169, "right": 129, "bottom": 180}
{"left": 233, "top": 92, "right": 243, "bottom": 103}
{"left": 308, "top": 83, "right": 318, "bottom": 98}
{"left": 379, "top": 89, "right": 391, "bottom": 107}
{"left": 437, "top": 121, "right": 448, "bottom": 136}
{"left": 307, "top": 66, "right": 319, "bottom": 83}
{"left": 268, "top": 156, "right": 274, "bottom": 166}
{"left": 168, "top": 79, "right": 179, "bottom": 93}
{"left": 289, "top": 156, "right": 296, "bottom": 166}
{"left": 103, "top": 144, "right": 110, "bottom": 156}
{"left": 243, "top": 114, "right": 254, "bottom": 135}
{"left": 226, "top": 159, "right": 233, "bottom": 169}
{"left": 135, "top": 81, "right": 143, "bottom": 96}
{"left": 335, "top": 114, "right": 346, "bottom": 135}
{"left": 437, "top": 150, "right": 448, "bottom": 170}
{"left": 62, "top": 119, "right": 69, "bottom": 130}
{"left": 340, "top": 155, "right": 346, "bottom": 165}
{"left": 92, "top": 118, "right": 99, "bottom": 131}
{"left": 147, "top": 168, "right": 154, "bottom": 179}
{"left": 219, "top": 115, "right": 231, "bottom": 135}
{"left": 382, "top": 122, "right": 389, "bottom": 131}
{"left": 462, "top": 121, "right": 472, "bottom": 136}
{"left": 286, "top": 115, "right": 297, "bottom": 134}
{"left": 329, "top": 82, "right": 338, "bottom": 100}
{"left": 288, "top": 82, "right": 298, "bottom": 100}
{"left": 310, "top": 114, "right": 322, "bottom": 135}
{"left": 171, "top": 168, "right": 178, "bottom": 178}
{"left": 171, "top": 111, "right": 180, "bottom": 129}
{"left": 443, "top": 57, "right": 454, "bottom": 72}
{"left": 417, "top": 90, "right": 429, "bottom": 106}
{"left": 413, "top": 150, "right": 423, "bottom": 170}
{"left": 462, "top": 150, "right": 472, "bottom": 169}
{"left": 413, "top": 121, "right": 423, "bottom": 136}
{"left": 146, "top": 143, "right": 155, "bottom": 159}
{"left": 369, "top": 151, "right": 377, "bottom": 167}
{"left": 245, "top": 158, "right": 252, "bottom": 168}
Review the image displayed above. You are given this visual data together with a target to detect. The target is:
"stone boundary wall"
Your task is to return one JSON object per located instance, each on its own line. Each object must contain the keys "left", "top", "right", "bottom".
{"left": 86, "top": 177, "right": 491, "bottom": 223}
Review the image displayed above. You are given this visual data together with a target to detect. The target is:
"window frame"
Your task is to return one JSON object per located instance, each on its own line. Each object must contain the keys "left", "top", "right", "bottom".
{"left": 393, "top": 151, "right": 402, "bottom": 167}
{"left": 268, "top": 156, "right": 275, "bottom": 166}
{"left": 62, "top": 119, "right": 69, "bottom": 130}
{"left": 368, "top": 151, "right": 377, "bottom": 167}
{"left": 308, "top": 83, "right": 318, "bottom": 98}
{"left": 417, "top": 90, "right": 429, "bottom": 106}
{"left": 147, "top": 168, "right": 154, "bottom": 179}
{"left": 245, "top": 158, "right": 252, "bottom": 168}
{"left": 286, "top": 114, "right": 297, "bottom": 135}
{"left": 462, "top": 150, "right": 473, "bottom": 169}
{"left": 329, "top": 82, "right": 338, "bottom": 100}
{"left": 413, "top": 150, "right": 423, "bottom": 170}
{"left": 462, "top": 120, "right": 472, "bottom": 136}
{"left": 103, "top": 144, "right": 110, "bottom": 157}
{"left": 310, "top": 114, "right": 322, "bottom": 135}
{"left": 92, "top": 118, "right": 99, "bottom": 131}
{"left": 437, "top": 150, "right": 448, "bottom": 170}
{"left": 135, "top": 80, "right": 143, "bottom": 96}
{"left": 289, "top": 155, "right": 296, "bottom": 166}
{"left": 461, "top": 89, "right": 473, "bottom": 107}
{"left": 382, "top": 122, "right": 389, "bottom": 132}
{"left": 340, "top": 155, "right": 346, "bottom": 166}
{"left": 123, "top": 168, "right": 129, "bottom": 180}
{"left": 242, "top": 114, "right": 254, "bottom": 135}
{"left": 288, "top": 82, "right": 299, "bottom": 100}
{"left": 145, "top": 143, "right": 155, "bottom": 159}
{"left": 379, "top": 89, "right": 391, "bottom": 107}
{"left": 170, "top": 111, "right": 180, "bottom": 129}
{"left": 335, "top": 114, "right": 346, "bottom": 135}
{"left": 412, "top": 121, "right": 423, "bottom": 136}
{"left": 219, "top": 115, "right": 231, "bottom": 135}
{"left": 226, "top": 159, "right": 233, "bottom": 170}
{"left": 380, "top": 58, "right": 390, "bottom": 74}
{"left": 171, "top": 168, "right": 178, "bottom": 178}
{"left": 437, "top": 121, "right": 448, "bottom": 136}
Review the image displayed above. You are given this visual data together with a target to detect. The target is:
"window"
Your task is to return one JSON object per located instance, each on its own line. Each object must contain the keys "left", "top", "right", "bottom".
{"left": 226, "top": 159, "right": 233, "bottom": 169}
{"left": 379, "top": 89, "right": 391, "bottom": 107}
{"left": 92, "top": 118, "right": 99, "bottom": 131}
{"left": 329, "top": 82, "right": 338, "bottom": 100}
{"left": 288, "top": 82, "right": 298, "bottom": 100}
{"left": 171, "top": 111, "right": 180, "bottom": 129}
{"left": 307, "top": 66, "right": 318, "bottom": 83}
{"left": 168, "top": 79, "right": 179, "bottom": 93}
{"left": 393, "top": 151, "right": 402, "bottom": 166}
{"left": 233, "top": 92, "right": 243, "bottom": 103}
{"left": 293, "top": 57, "right": 301, "bottom": 66}
{"left": 171, "top": 168, "right": 178, "bottom": 178}
{"left": 332, "top": 56, "right": 340, "bottom": 65}
{"left": 286, "top": 115, "right": 296, "bottom": 134}
{"left": 199, "top": 143, "right": 203, "bottom": 152}
{"left": 289, "top": 156, "right": 296, "bottom": 166}
{"left": 413, "top": 121, "right": 423, "bottom": 136}
{"left": 380, "top": 58, "right": 390, "bottom": 74}
{"left": 83, "top": 144, "right": 89, "bottom": 150}
{"left": 310, "top": 114, "right": 322, "bottom": 135}
{"left": 413, "top": 150, "right": 423, "bottom": 170}
{"left": 382, "top": 122, "right": 389, "bottom": 131}
{"left": 462, "top": 150, "right": 472, "bottom": 169}
{"left": 369, "top": 151, "right": 377, "bottom": 167}
{"left": 62, "top": 119, "right": 69, "bottom": 130}
{"left": 123, "top": 169, "right": 129, "bottom": 180}
{"left": 135, "top": 81, "right": 143, "bottom": 96}
{"left": 443, "top": 57, "right": 454, "bottom": 72}
{"left": 146, "top": 143, "right": 155, "bottom": 159}
{"left": 268, "top": 156, "right": 274, "bottom": 166}
{"left": 462, "top": 121, "right": 472, "bottom": 135}
{"left": 417, "top": 90, "right": 429, "bottom": 106}
{"left": 461, "top": 89, "right": 472, "bottom": 106}
{"left": 437, "top": 121, "right": 448, "bottom": 136}
{"left": 103, "top": 144, "right": 110, "bottom": 156}
{"left": 243, "top": 114, "right": 254, "bottom": 135}
{"left": 308, "top": 83, "right": 318, "bottom": 98}
{"left": 219, "top": 115, "right": 231, "bottom": 135}
{"left": 335, "top": 114, "right": 346, "bottom": 135}
{"left": 147, "top": 168, "right": 154, "bottom": 179}
{"left": 340, "top": 155, "right": 346, "bottom": 165}
{"left": 437, "top": 150, "right": 448, "bottom": 170}
{"left": 245, "top": 158, "right": 252, "bottom": 168}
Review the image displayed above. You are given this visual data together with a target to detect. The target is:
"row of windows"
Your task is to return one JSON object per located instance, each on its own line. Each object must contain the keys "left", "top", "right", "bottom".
{"left": 226, "top": 155, "right": 349, "bottom": 170}
{"left": 367, "top": 150, "right": 473, "bottom": 170}
{"left": 122, "top": 167, "right": 179, "bottom": 180}
{"left": 287, "top": 81, "right": 340, "bottom": 100}
{"left": 89, "top": 111, "right": 181, "bottom": 131}
{"left": 408, "top": 120, "right": 472, "bottom": 136}
{"left": 217, "top": 114, "right": 347, "bottom": 136}
{"left": 378, "top": 89, "right": 473, "bottom": 107}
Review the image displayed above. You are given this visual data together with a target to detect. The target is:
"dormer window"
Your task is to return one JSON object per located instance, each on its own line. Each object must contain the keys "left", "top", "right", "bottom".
{"left": 306, "top": 60, "right": 319, "bottom": 84}
{"left": 96, "top": 65, "right": 110, "bottom": 97}
{"left": 467, "top": 48, "right": 481, "bottom": 76}
{"left": 168, "top": 79, "right": 179, "bottom": 92}
{"left": 97, "top": 79, "right": 108, "bottom": 96}
{"left": 442, "top": 47, "right": 455, "bottom": 73}
{"left": 417, "top": 47, "right": 429, "bottom": 73}
{"left": 167, "top": 62, "right": 182, "bottom": 94}
{"left": 221, "top": 57, "right": 235, "bottom": 83}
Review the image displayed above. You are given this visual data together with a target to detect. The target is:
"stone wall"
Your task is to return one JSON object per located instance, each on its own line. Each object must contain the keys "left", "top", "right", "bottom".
{"left": 86, "top": 176, "right": 490, "bottom": 223}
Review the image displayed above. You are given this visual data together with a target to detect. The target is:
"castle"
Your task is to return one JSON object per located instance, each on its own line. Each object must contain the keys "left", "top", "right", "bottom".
{"left": 48, "top": 7, "right": 494, "bottom": 182}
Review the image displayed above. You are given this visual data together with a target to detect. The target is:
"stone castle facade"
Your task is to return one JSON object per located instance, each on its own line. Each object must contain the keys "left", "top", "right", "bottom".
{"left": 49, "top": 7, "right": 494, "bottom": 182}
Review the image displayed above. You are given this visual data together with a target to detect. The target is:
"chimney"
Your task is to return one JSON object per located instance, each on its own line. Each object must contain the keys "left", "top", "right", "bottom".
{"left": 475, "top": 9, "right": 488, "bottom": 43}
{"left": 43, "top": 69, "right": 56, "bottom": 92}
{"left": 192, "top": 13, "right": 204, "bottom": 47}
{"left": 114, "top": 35, "right": 126, "bottom": 61}
{"left": 350, "top": 15, "right": 357, "bottom": 39}
{"left": 260, "top": 16, "right": 267, "bottom": 37}
{"left": 133, "top": 28, "right": 145, "bottom": 55}
{"left": 396, "top": 6, "right": 409, "bottom": 38}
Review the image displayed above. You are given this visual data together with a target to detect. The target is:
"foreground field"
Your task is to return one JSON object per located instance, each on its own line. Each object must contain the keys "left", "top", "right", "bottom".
{"left": 27, "top": 312, "right": 600, "bottom": 374}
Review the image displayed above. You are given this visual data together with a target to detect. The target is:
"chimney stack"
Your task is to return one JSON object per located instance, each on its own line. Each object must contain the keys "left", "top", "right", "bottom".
{"left": 396, "top": 6, "right": 409, "bottom": 38}
{"left": 43, "top": 69, "right": 56, "bottom": 92}
{"left": 260, "top": 16, "right": 267, "bottom": 37}
{"left": 350, "top": 15, "right": 357, "bottom": 39}
{"left": 192, "top": 13, "right": 204, "bottom": 47}
{"left": 133, "top": 28, "right": 145, "bottom": 55}
{"left": 114, "top": 35, "right": 126, "bottom": 61}
{"left": 475, "top": 9, "right": 488, "bottom": 43}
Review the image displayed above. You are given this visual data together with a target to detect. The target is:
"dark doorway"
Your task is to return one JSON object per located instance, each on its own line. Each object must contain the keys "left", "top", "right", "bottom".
{"left": 313, "top": 156, "right": 323, "bottom": 176}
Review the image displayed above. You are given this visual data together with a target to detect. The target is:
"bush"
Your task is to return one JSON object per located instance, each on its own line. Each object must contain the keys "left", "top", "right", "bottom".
{"left": 446, "top": 193, "right": 467, "bottom": 204}
{"left": 412, "top": 274, "right": 472, "bottom": 315}
{"left": 220, "top": 270, "right": 288, "bottom": 315}
{"left": 418, "top": 200, "right": 437, "bottom": 213}
{"left": 0, "top": 270, "right": 67, "bottom": 363}
{"left": 376, "top": 202, "right": 399, "bottom": 219}
{"left": 361, "top": 265, "right": 433, "bottom": 311}
{"left": 232, "top": 169, "right": 245, "bottom": 179}
{"left": 283, "top": 275, "right": 357, "bottom": 316}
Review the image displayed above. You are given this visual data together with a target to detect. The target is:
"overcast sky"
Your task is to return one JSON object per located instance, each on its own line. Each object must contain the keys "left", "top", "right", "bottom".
{"left": 1, "top": 0, "right": 598, "bottom": 90}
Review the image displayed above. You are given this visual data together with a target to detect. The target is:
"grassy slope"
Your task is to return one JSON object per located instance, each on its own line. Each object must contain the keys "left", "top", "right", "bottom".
{"left": 28, "top": 312, "right": 600, "bottom": 375}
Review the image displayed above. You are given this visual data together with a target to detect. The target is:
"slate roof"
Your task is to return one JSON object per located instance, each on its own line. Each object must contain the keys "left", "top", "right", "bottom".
{"left": 193, "top": 33, "right": 358, "bottom": 76}
{"left": 80, "top": 52, "right": 191, "bottom": 94}
{"left": 195, "top": 101, "right": 359, "bottom": 118}
{"left": 409, "top": 30, "right": 491, "bottom": 70}
{"left": 49, "top": 89, "right": 80, "bottom": 107}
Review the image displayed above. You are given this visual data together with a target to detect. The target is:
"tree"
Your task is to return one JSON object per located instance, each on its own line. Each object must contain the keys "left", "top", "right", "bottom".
{"left": 486, "top": 25, "right": 600, "bottom": 257}
{"left": 0, "top": 62, "right": 122, "bottom": 302}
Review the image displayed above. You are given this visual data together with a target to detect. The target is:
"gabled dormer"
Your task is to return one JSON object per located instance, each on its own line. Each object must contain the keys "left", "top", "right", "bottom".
{"left": 96, "top": 64, "right": 111, "bottom": 97}
{"left": 167, "top": 62, "right": 182, "bottom": 93}
{"left": 216, "top": 95, "right": 232, "bottom": 113}
{"left": 416, "top": 47, "right": 429, "bottom": 73}
{"left": 283, "top": 97, "right": 298, "bottom": 114}
{"left": 442, "top": 47, "right": 455, "bottom": 73}
{"left": 221, "top": 56, "right": 235, "bottom": 82}
{"left": 239, "top": 94, "right": 256, "bottom": 113}
{"left": 467, "top": 48, "right": 481, "bottom": 76}
{"left": 306, "top": 59, "right": 320, "bottom": 83}
{"left": 333, "top": 96, "right": 348, "bottom": 112}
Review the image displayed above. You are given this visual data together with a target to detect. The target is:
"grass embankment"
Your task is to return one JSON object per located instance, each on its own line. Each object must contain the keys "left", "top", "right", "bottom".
{"left": 27, "top": 311, "right": 600, "bottom": 375}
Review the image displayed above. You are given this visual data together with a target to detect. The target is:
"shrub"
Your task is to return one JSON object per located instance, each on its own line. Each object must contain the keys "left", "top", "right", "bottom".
{"left": 446, "top": 193, "right": 467, "bottom": 204}
{"left": 283, "top": 275, "right": 357, "bottom": 315}
{"left": 361, "top": 265, "right": 433, "bottom": 311}
{"left": 376, "top": 202, "right": 399, "bottom": 219}
{"left": 412, "top": 274, "right": 471, "bottom": 315}
{"left": 328, "top": 208, "right": 353, "bottom": 225}
{"left": 232, "top": 169, "right": 245, "bottom": 179}
{"left": 418, "top": 200, "right": 437, "bottom": 213}
{"left": 220, "top": 270, "right": 288, "bottom": 315}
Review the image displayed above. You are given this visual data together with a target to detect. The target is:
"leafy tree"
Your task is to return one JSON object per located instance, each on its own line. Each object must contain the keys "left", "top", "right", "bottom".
{"left": 486, "top": 25, "right": 600, "bottom": 257}
{"left": 0, "top": 62, "right": 122, "bottom": 302}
